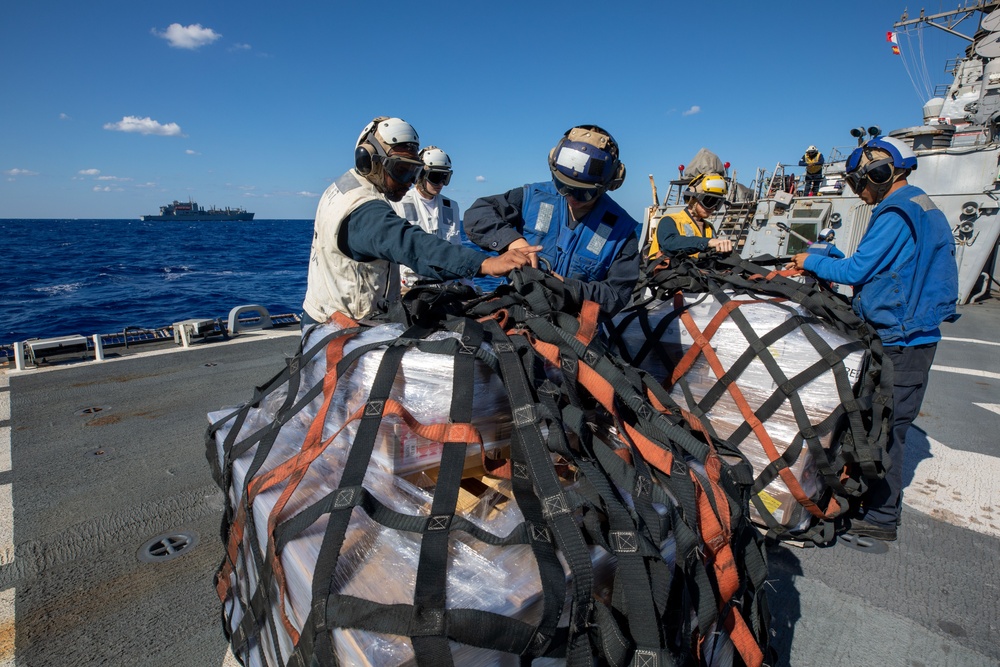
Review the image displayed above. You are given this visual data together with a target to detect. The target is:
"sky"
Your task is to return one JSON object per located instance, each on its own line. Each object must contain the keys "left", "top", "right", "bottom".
{"left": 0, "top": 1, "right": 971, "bottom": 221}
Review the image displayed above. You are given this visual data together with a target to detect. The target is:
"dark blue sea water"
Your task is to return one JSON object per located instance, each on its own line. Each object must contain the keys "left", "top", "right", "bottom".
{"left": 0, "top": 219, "right": 314, "bottom": 347}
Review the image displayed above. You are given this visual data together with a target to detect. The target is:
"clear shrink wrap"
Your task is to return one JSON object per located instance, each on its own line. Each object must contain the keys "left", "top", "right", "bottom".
{"left": 210, "top": 322, "right": 611, "bottom": 666}
{"left": 614, "top": 293, "right": 866, "bottom": 532}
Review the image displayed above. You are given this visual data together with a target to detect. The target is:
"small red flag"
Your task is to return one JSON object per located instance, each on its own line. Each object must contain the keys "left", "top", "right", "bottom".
{"left": 891, "top": 45, "right": 901, "bottom": 55}
{"left": 887, "top": 31, "right": 898, "bottom": 44}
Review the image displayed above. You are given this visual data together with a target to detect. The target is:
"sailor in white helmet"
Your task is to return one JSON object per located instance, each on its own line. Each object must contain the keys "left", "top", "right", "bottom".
{"left": 798, "top": 145, "right": 825, "bottom": 196}
{"left": 392, "top": 146, "right": 468, "bottom": 290}
{"left": 302, "top": 117, "right": 540, "bottom": 327}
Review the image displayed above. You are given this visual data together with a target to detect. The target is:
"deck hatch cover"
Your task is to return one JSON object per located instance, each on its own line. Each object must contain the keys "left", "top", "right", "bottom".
{"left": 138, "top": 530, "right": 199, "bottom": 563}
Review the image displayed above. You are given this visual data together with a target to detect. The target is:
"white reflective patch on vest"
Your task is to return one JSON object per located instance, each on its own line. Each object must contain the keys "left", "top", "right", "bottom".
{"left": 555, "top": 146, "right": 590, "bottom": 173}
{"left": 912, "top": 193, "right": 938, "bottom": 212}
{"left": 335, "top": 172, "right": 361, "bottom": 193}
{"left": 586, "top": 223, "right": 612, "bottom": 254}
{"left": 536, "top": 202, "right": 554, "bottom": 233}
{"left": 402, "top": 202, "right": 418, "bottom": 222}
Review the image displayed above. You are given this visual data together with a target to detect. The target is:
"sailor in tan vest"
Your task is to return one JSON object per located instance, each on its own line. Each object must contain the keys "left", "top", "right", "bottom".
{"left": 302, "top": 117, "right": 540, "bottom": 327}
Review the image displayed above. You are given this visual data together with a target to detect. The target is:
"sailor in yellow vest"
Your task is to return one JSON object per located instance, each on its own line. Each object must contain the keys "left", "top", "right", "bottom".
{"left": 798, "top": 145, "right": 825, "bottom": 196}
{"left": 649, "top": 173, "right": 734, "bottom": 259}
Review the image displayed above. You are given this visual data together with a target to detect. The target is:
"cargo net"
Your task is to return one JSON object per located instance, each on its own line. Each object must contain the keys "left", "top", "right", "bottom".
{"left": 207, "top": 269, "right": 772, "bottom": 667}
{"left": 607, "top": 255, "right": 892, "bottom": 545}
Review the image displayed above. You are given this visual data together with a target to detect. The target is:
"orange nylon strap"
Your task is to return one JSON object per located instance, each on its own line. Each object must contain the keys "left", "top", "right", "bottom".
{"left": 723, "top": 606, "right": 765, "bottom": 667}
{"left": 692, "top": 469, "right": 739, "bottom": 603}
{"left": 574, "top": 300, "right": 600, "bottom": 346}
{"left": 529, "top": 336, "right": 678, "bottom": 476}
{"left": 217, "top": 330, "right": 354, "bottom": 604}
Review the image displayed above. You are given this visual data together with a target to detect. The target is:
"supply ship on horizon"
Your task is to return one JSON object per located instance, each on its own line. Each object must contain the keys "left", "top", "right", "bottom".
{"left": 140, "top": 198, "right": 254, "bottom": 222}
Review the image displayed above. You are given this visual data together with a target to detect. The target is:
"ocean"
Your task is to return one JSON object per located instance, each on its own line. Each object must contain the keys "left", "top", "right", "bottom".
{"left": 1, "top": 219, "right": 314, "bottom": 347}
{"left": 1, "top": 218, "right": 502, "bottom": 349}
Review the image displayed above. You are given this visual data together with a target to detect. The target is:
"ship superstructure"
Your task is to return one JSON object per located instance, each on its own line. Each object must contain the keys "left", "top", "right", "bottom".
{"left": 642, "top": 1, "right": 1000, "bottom": 304}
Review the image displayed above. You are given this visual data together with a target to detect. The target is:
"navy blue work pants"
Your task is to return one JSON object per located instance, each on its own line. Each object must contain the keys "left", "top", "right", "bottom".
{"left": 862, "top": 343, "right": 938, "bottom": 527}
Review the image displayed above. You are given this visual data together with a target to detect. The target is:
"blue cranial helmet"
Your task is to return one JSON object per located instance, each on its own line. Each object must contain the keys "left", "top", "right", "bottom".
{"left": 548, "top": 125, "right": 626, "bottom": 202}
{"left": 844, "top": 136, "right": 917, "bottom": 197}
{"left": 846, "top": 136, "right": 917, "bottom": 174}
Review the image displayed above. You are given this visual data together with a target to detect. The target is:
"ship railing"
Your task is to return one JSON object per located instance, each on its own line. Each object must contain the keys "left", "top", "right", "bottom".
{"left": 2, "top": 307, "right": 302, "bottom": 369}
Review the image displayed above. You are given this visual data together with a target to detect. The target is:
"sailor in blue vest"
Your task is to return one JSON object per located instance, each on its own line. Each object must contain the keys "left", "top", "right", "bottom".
{"left": 463, "top": 124, "right": 641, "bottom": 315}
{"left": 791, "top": 136, "right": 960, "bottom": 542}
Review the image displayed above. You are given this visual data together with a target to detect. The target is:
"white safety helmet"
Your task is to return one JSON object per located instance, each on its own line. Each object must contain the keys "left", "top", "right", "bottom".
{"left": 354, "top": 116, "right": 423, "bottom": 183}
{"left": 419, "top": 146, "right": 453, "bottom": 186}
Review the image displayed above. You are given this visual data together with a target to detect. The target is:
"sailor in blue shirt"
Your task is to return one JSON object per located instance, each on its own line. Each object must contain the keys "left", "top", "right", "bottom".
{"left": 791, "top": 136, "right": 959, "bottom": 542}
{"left": 464, "top": 125, "right": 640, "bottom": 316}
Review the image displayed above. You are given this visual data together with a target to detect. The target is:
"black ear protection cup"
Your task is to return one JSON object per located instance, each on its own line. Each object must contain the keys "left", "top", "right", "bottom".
{"left": 355, "top": 143, "right": 378, "bottom": 175}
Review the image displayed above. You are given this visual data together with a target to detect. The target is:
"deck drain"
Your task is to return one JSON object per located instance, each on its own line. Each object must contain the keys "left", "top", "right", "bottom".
{"left": 74, "top": 406, "right": 106, "bottom": 416}
{"left": 87, "top": 447, "right": 114, "bottom": 459}
{"left": 204, "top": 362, "right": 218, "bottom": 367}
{"left": 138, "top": 530, "right": 199, "bottom": 563}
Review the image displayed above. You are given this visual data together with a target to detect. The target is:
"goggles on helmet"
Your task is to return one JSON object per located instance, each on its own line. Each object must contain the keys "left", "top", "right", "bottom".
{"left": 383, "top": 154, "right": 425, "bottom": 185}
{"left": 425, "top": 169, "right": 452, "bottom": 186}
{"left": 844, "top": 154, "right": 894, "bottom": 195}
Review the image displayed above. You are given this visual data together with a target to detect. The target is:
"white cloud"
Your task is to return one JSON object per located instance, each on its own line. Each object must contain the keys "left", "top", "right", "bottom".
{"left": 297, "top": 191, "right": 318, "bottom": 197}
{"left": 4, "top": 168, "right": 38, "bottom": 176}
{"left": 185, "top": 149, "right": 200, "bottom": 155}
{"left": 682, "top": 106, "right": 701, "bottom": 116}
{"left": 97, "top": 175, "right": 131, "bottom": 181}
{"left": 104, "top": 115, "right": 183, "bottom": 136}
{"left": 79, "top": 168, "right": 101, "bottom": 176}
{"left": 59, "top": 113, "right": 71, "bottom": 121}
{"left": 153, "top": 23, "right": 221, "bottom": 50}
{"left": 476, "top": 175, "right": 486, "bottom": 182}
{"left": 230, "top": 43, "right": 251, "bottom": 51}
{"left": 93, "top": 185, "right": 124, "bottom": 192}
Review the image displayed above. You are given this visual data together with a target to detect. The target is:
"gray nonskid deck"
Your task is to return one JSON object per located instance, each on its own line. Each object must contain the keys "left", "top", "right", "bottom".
{"left": 1, "top": 299, "right": 998, "bottom": 666}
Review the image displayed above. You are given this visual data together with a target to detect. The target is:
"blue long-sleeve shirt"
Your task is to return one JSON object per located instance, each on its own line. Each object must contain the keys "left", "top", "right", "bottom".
{"left": 345, "top": 199, "right": 485, "bottom": 280}
{"left": 803, "top": 210, "right": 910, "bottom": 287}
{"left": 803, "top": 207, "right": 939, "bottom": 345}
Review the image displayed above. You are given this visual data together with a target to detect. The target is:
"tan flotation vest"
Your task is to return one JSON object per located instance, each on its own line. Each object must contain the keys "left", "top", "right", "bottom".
{"left": 303, "top": 169, "right": 401, "bottom": 322}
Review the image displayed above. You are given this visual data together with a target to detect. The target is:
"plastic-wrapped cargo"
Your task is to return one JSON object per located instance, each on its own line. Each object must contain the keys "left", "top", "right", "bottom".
{"left": 613, "top": 255, "right": 891, "bottom": 544}
{"left": 613, "top": 293, "right": 865, "bottom": 534}
{"left": 207, "top": 277, "right": 772, "bottom": 666}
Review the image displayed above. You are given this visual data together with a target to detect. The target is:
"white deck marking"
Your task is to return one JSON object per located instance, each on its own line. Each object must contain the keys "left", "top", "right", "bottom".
{"left": 222, "top": 646, "right": 241, "bottom": 666}
{"left": 931, "top": 365, "right": 1000, "bottom": 380}
{"left": 974, "top": 402, "right": 1000, "bottom": 416}
{"left": 905, "top": 435, "right": 1000, "bottom": 538}
{"left": 941, "top": 336, "right": 1000, "bottom": 347}
{"left": 0, "top": 587, "right": 13, "bottom": 666}
{"left": 0, "top": 377, "right": 12, "bottom": 666}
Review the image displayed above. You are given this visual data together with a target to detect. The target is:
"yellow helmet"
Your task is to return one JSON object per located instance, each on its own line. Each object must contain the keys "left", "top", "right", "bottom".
{"left": 684, "top": 173, "right": 727, "bottom": 211}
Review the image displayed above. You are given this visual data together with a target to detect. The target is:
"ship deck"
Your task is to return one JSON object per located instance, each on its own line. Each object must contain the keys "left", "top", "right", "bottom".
{"left": 0, "top": 299, "right": 998, "bottom": 666}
